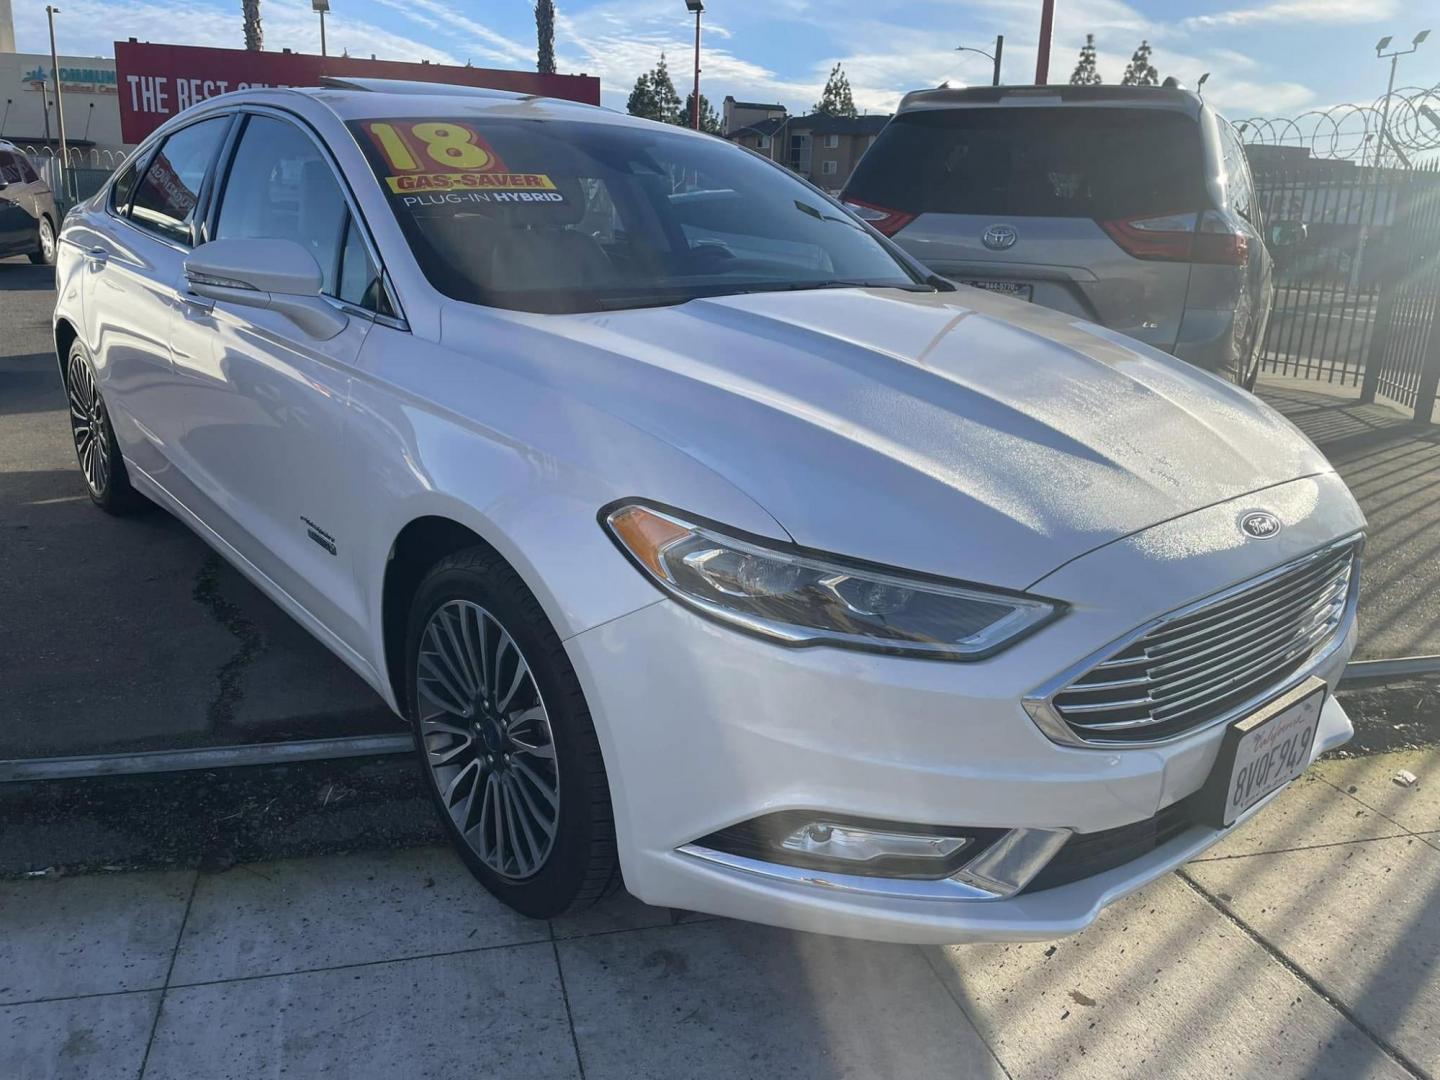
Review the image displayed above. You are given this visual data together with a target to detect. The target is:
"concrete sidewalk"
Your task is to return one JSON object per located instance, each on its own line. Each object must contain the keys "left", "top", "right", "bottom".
{"left": 5, "top": 746, "right": 1437, "bottom": 1080}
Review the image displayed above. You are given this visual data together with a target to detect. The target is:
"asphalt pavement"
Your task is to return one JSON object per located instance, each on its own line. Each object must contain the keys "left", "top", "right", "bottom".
{"left": 0, "top": 259, "right": 394, "bottom": 761}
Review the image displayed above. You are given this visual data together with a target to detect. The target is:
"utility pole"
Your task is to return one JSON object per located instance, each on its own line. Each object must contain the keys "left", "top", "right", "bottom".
{"left": 45, "top": 6, "right": 66, "bottom": 203}
{"left": 1034, "top": 0, "right": 1055, "bottom": 84}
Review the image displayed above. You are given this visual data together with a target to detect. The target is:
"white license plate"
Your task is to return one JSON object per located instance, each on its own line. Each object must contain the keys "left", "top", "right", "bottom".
{"left": 962, "top": 280, "right": 1033, "bottom": 301}
{"left": 1215, "top": 682, "right": 1325, "bottom": 826}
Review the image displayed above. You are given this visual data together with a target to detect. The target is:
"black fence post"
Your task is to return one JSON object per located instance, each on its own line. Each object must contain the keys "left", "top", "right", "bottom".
{"left": 1360, "top": 286, "right": 1392, "bottom": 404}
{"left": 1415, "top": 319, "right": 1440, "bottom": 424}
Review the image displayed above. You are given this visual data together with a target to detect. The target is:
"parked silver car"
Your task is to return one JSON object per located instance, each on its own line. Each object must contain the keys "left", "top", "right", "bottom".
{"left": 843, "top": 86, "right": 1271, "bottom": 388}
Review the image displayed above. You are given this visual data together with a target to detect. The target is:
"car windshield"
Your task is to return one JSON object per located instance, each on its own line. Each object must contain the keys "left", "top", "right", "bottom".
{"left": 845, "top": 106, "right": 1207, "bottom": 220}
{"left": 347, "top": 115, "right": 925, "bottom": 313}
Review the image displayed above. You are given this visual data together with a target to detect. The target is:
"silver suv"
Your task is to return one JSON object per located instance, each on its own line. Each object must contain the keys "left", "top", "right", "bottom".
{"left": 843, "top": 86, "right": 1270, "bottom": 387}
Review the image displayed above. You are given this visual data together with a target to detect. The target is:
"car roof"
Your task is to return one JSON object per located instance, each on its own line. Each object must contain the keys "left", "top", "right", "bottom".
{"left": 262, "top": 76, "right": 659, "bottom": 131}
{"left": 897, "top": 84, "right": 1204, "bottom": 119}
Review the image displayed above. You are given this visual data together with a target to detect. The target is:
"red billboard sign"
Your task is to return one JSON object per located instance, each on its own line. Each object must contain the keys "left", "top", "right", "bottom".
{"left": 113, "top": 41, "right": 601, "bottom": 145}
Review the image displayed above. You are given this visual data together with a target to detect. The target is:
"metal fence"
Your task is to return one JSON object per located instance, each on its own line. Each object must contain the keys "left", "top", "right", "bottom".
{"left": 1253, "top": 159, "right": 1440, "bottom": 421}
{"left": 15, "top": 145, "right": 125, "bottom": 211}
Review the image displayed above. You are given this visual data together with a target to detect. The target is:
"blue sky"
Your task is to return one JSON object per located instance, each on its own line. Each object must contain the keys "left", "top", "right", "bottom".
{"left": 14, "top": 0, "right": 1439, "bottom": 122}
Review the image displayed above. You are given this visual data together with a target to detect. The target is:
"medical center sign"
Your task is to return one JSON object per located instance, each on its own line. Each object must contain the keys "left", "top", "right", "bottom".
{"left": 113, "top": 41, "right": 600, "bottom": 145}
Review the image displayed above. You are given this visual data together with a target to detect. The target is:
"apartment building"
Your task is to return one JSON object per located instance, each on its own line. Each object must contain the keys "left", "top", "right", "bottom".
{"left": 721, "top": 96, "right": 787, "bottom": 137}
{"left": 727, "top": 111, "right": 890, "bottom": 192}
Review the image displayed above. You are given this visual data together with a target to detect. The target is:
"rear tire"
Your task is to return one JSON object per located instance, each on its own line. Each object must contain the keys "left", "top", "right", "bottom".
{"left": 65, "top": 341, "right": 146, "bottom": 515}
{"left": 29, "top": 215, "right": 55, "bottom": 266}
{"left": 405, "top": 546, "right": 617, "bottom": 918}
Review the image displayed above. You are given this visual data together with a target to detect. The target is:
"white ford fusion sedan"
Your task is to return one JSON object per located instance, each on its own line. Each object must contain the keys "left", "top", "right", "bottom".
{"left": 53, "top": 80, "right": 1365, "bottom": 943}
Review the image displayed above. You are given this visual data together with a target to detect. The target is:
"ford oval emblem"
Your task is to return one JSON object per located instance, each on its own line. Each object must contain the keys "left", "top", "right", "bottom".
{"left": 1240, "top": 511, "right": 1282, "bottom": 539}
{"left": 982, "top": 224, "right": 1018, "bottom": 251}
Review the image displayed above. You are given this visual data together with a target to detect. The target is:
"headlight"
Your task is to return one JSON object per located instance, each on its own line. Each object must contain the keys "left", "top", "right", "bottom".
{"left": 603, "top": 503, "right": 1059, "bottom": 660}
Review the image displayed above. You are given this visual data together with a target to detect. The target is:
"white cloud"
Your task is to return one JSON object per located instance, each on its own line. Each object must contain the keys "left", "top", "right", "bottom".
{"left": 369, "top": 0, "right": 532, "bottom": 66}
{"left": 14, "top": 0, "right": 458, "bottom": 65}
{"left": 1183, "top": 0, "right": 1398, "bottom": 30}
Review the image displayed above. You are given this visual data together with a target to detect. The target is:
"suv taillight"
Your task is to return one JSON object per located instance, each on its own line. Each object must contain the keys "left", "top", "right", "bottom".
{"left": 1101, "top": 209, "right": 1248, "bottom": 266}
{"left": 842, "top": 197, "right": 916, "bottom": 238}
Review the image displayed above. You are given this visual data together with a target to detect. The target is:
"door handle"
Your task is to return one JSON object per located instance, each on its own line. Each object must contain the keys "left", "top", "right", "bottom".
{"left": 86, "top": 246, "right": 108, "bottom": 266}
{"left": 177, "top": 290, "right": 215, "bottom": 314}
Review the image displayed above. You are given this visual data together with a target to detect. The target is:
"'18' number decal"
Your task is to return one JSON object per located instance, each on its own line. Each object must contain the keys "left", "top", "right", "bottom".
{"left": 367, "top": 121, "right": 496, "bottom": 173}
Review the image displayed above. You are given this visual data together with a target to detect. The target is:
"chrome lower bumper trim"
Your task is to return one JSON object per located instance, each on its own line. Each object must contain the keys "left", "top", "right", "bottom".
{"left": 677, "top": 825, "right": 1072, "bottom": 902}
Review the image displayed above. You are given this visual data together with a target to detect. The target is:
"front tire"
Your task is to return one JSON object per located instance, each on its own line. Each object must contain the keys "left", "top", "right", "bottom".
{"left": 65, "top": 342, "right": 146, "bottom": 515}
{"left": 29, "top": 215, "right": 55, "bottom": 266}
{"left": 406, "top": 547, "right": 617, "bottom": 918}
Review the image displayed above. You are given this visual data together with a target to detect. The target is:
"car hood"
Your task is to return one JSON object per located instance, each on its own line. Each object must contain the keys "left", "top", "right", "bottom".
{"left": 447, "top": 287, "right": 1332, "bottom": 590}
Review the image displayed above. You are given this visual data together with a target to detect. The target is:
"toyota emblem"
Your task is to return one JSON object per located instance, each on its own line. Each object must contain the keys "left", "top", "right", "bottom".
{"left": 982, "top": 224, "right": 1018, "bottom": 250}
{"left": 1240, "top": 511, "right": 1282, "bottom": 539}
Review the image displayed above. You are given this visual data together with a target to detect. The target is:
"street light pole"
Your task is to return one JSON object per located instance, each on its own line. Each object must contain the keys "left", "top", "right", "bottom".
{"left": 1374, "top": 30, "right": 1428, "bottom": 167}
{"left": 313, "top": 0, "right": 330, "bottom": 58}
{"left": 685, "top": 0, "right": 704, "bottom": 130}
{"left": 45, "top": 5, "right": 66, "bottom": 203}
{"left": 955, "top": 39, "right": 1003, "bottom": 87}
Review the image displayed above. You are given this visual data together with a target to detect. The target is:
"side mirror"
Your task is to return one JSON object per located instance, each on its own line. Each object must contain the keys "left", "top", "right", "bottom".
{"left": 184, "top": 238, "right": 348, "bottom": 340}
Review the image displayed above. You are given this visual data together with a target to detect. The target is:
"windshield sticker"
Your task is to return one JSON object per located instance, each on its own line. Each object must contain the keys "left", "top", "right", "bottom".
{"left": 357, "top": 119, "right": 562, "bottom": 200}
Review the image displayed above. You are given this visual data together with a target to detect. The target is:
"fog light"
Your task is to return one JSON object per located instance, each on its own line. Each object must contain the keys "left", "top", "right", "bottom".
{"left": 781, "top": 822, "right": 971, "bottom": 864}
{"left": 693, "top": 811, "right": 1006, "bottom": 880}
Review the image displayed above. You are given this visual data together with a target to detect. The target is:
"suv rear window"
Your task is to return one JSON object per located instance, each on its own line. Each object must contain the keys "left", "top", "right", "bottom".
{"left": 845, "top": 107, "right": 1207, "bottom": 220}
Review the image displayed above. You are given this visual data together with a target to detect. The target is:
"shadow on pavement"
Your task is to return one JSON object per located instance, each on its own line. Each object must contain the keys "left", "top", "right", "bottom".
{"left": 1260, "top": 380, "right": 1440, "bottom": 662}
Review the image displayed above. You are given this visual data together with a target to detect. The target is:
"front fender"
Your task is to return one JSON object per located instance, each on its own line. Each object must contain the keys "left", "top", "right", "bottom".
{"left": 346, "top": 328, "right": 793, "bottom": 703}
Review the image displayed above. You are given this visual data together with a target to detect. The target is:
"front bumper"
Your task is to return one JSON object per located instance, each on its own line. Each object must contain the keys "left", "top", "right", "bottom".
{"left": 565, "top": 474, "right": 1363, "bottom": 944}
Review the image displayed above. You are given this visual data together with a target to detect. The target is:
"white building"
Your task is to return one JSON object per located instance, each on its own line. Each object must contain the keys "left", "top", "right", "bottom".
{"left": 0, "top": 52, "right": 126, "bottom": 161}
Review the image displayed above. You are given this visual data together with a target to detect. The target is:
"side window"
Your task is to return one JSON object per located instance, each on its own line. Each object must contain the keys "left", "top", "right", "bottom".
{"left": 0, "top": 151, "right": 27, "bottom": 185}
{"left": 129, "top": 117, "right": 229, "bottom": 244}
{"left": 111, "top": 160, "right": 138, "bottom": 212}
{"left": 215, "top": 115, "right": 347, "bottom": 296}
{"left": 13, "top": 153, "right": 39, "bottom": 184}
{"left": 1220, "top": 123, "right": 1253, "bottom": 223}
{"left": 336, "top": 213, "right": 385, "bottom": 311}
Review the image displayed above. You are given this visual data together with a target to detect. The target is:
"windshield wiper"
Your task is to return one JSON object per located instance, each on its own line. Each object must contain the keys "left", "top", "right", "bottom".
{"left": 591, "top": 296, "right": 691, "bottom": 311}
{"left": 731, "top": 279, "right": 936, "bottom": 295}
{"left": 585, "top": 279, "right": 935, "bottom": 312}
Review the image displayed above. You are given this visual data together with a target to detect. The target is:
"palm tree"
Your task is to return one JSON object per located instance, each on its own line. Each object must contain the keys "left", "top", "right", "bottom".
{"left": 243, "top": 0, "right": 263, "bottom": 51}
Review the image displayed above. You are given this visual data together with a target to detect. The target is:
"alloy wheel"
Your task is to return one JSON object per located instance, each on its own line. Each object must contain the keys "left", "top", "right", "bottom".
{"left": 416, "top": 599, "right": 561, "bottom": 880}
{"left": 38, "top": 217, "right": 55, "bottom": 262}
{"left": 67, "top": 351, "right": 110, "bottom": 496}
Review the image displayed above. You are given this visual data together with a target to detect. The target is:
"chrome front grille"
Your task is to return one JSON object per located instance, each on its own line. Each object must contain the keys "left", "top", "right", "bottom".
{"left": 1040, "top": 538, "right": 1360, "bottom": 745}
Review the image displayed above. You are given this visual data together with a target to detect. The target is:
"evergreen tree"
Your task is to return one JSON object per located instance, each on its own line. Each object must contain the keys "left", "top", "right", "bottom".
{"left": 683, "top": 91, "right": 722, "bottom": 134}
{"left": 650, "top": 53, "right": 683, "bottom": 124}
{"left": 534, "top": 0, "right": 556, "bottom": 75}
{"left": 813, "top": 63, "right": 857, "bottom": 118}
{"left": 627, "top": 55, "right": 683, "bottom": 123}
{"left": 626, "top": 73, "right": 660, "bottom": 120}
{"left": 1069, "top": 34, "right": 1102, "bottom": 85}
{"left": 1120, "top": 40, "right": 1159, "bottom": 86}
